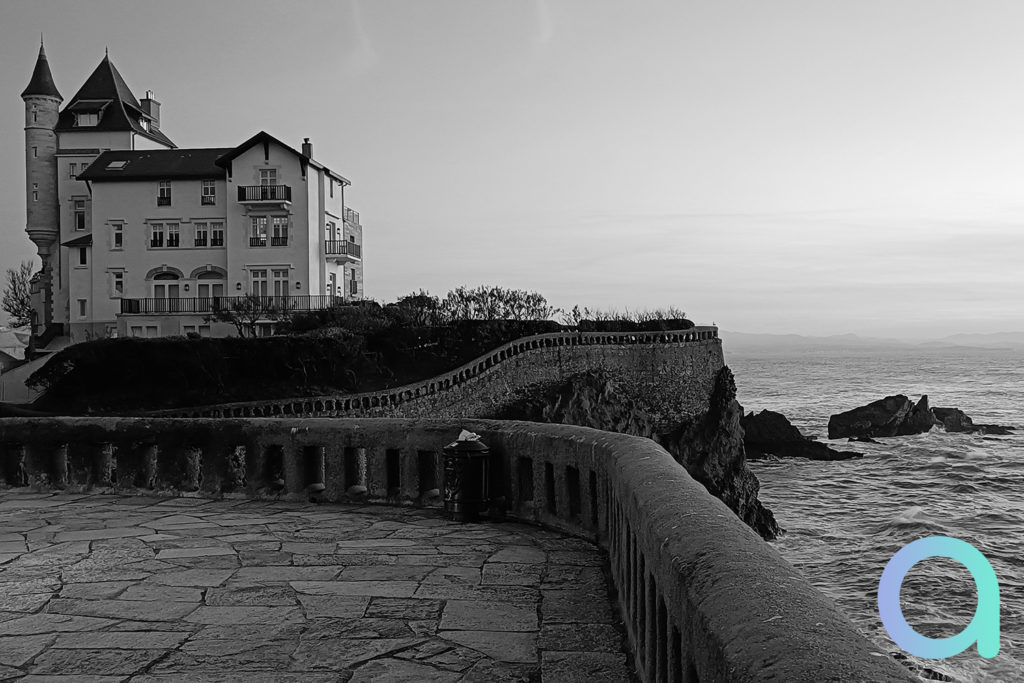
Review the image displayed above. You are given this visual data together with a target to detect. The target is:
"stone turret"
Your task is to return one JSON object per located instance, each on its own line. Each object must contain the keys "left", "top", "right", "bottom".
{"left": 22, "top": 41, "right": 62, "bottom": 333}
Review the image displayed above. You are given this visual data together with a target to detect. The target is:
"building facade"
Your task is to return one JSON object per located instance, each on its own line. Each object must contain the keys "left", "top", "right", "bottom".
{"left": 21, "top": 45, "right": 364, "bottom": 343}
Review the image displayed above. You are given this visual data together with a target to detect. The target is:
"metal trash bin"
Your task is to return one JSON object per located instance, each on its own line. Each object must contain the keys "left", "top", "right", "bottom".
{"left": 443, "top": 435, "right": 491, "bottom": 522}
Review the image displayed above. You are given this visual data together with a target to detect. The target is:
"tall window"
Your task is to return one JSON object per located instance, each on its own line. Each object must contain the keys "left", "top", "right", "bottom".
{"left": 210, "top": 222, "right": 225, "bottom": 247}
{"left": 166, "top": 223, "right": 180, "bottom": 247}
{"left": 350, "top": 270, "right": 358, "bottom": 296}
{"left": 69, "top": 163, "right": 77, "bottom": 179}
{"left": 152, "top": 273, "right": 180, "bottom": 312}
{"left": 111, "top": 223, "right": 123, "bottom": 250}
{"left": 194, "top": 222, "right": 208, "bottom": 247}
{"left": 77, "top": 299, "right": 87, "bottom": 319}
{"left": 111, "top": 271, "right": 124, "bottom": 297}
{"left": 250, "top": 216, "right": 268, "bottom": 247}
{"left": 74, "top": 200, "right": 86, "bottom": 230}
{"left": 78, "top": 247, "right": 88, "bottom": 266}
{"left": 251, "top": 269, "right": 268, "bottom": 296}
{"left": 32, "top": 147, "right": 38, "bottom": 158}
{"left": 150, "top": 223, "right": 165, "bottom": 248}
{"left": 32, "top": 184, "right": 39, "bottom": 202}
{"left": 272, "top": 269, "right": 290, "bottom": 297}
{"left": 201, "top": 180, "right": 216, "bottom": 205}
{"left": 271, "top": 216, "right": 288, "bottom": 246}
{"left": 326, "top": 221, "right": 337, "bottom": 241}
{"left": 157, "top": 181, "right": 171, "bottom": 206}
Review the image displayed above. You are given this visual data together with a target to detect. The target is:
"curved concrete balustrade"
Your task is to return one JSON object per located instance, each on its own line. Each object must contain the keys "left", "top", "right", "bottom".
{"left": 149, "top": 327, "right": 721, "bottom": 419}
{"left": 0, "top": 417, "right": 913, "bottom": 682}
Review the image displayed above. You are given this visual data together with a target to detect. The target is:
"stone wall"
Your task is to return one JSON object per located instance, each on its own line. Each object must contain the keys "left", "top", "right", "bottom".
{"left": 0, "top": 417, "right": 914, "bottom": 683}
{"left": 154, "top": 328, "right": 723, "bottom": 430}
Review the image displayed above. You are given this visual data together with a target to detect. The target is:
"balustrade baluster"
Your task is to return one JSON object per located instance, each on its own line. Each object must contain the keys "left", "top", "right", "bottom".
{"left": 53, "top": 443, "right": 69, "bottom": 489}
{"left": 95, "top": 442, "right": 116, "bottom": 487}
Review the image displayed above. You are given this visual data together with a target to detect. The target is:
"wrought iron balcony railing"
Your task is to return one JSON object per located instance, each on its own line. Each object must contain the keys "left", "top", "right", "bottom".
{"left": 238, "top": 185, "right": 292, "bottom": 202}
{"left": 325, "top": 240, "right": 362, "bottom": 259}
{"left": 120, "top": 295, "right": 346, "bottom": 315}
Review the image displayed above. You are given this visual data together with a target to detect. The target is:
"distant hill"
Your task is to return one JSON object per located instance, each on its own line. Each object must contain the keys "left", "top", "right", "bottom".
{"left": 720, "top": 330, "right": 1020, "bottom": 354}
{"left": 933, "top": 331, "right": 1024, "bottom": 350}
{"left": 720, "top": 331, "right": 912, "bottom": 353}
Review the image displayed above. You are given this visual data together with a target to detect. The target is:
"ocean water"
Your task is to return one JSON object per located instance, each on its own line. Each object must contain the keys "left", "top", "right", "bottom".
{"left": 729, "top": 348, "right": 1024, "bottom": 683}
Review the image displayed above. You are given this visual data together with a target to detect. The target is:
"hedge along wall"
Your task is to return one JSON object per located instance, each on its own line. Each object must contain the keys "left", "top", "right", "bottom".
{"left": 153, "top": 328, "right": 724, "bottom": 430}
{"left": 0, "top": 417, "right": 914, "bottom": 683}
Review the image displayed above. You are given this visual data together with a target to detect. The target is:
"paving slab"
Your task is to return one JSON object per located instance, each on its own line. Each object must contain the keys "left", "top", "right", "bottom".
{"left": 0, "top": 491, "right": 630, "bottom": 681}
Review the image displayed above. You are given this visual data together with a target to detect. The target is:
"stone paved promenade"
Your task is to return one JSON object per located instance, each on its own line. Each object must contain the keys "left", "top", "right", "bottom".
{"left": 0, "top": 492, "right": 633, "bottom": 682}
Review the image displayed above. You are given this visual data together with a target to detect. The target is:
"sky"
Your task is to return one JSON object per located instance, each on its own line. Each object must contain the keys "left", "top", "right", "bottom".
{"left": 1, "top": 0, "right": 1022, "bottom": 339}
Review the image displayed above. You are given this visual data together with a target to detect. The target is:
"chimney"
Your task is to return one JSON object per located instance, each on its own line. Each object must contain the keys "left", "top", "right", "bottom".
{"left": 302, "top": 137, "right": 312, "bottom": 158}
{"left": 141, "top": 90, "right": 161, "bottom": 130}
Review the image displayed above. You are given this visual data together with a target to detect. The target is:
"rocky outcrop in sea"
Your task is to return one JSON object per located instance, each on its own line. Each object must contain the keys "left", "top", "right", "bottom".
{"left": 493, "top": 367, "right": 781, "bottom": 540}
{"left": 742, "top": 409, "right": 862, "bottom": 460}
{"left": 828, "top": 394, "right": 1016, "bottom": 439}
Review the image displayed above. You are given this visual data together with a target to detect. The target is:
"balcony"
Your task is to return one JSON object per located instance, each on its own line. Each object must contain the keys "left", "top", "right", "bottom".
{"left": 325, "top": 239, "right": 362, "bottom": 262}
{"left": 120, "top": 295, "right": 344, "bottom": 315}
{"left": 344, "top": 207, "right": 360, "bottom": 225}
{"left": 271, "top": 235, "right": 289, "bottom": 247}
{"left": 237, "top": 184, "right": 291, "bottom": 204}
{"left": 249, "top": 236, "right": 267, "bottom": 248}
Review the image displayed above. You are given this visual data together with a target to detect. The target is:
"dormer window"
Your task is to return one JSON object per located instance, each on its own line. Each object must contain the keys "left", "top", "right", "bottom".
{"left": 75, "top": 112, "right": 99, "bottom": 127}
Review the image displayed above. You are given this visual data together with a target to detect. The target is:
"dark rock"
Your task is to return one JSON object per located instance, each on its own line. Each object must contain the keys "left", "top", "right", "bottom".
{"left": 899, "top": 395, "right": 939, "bottom": 436}
{"left": 977, "top": 424, "right": 1015, "bottom": 435}
{"left": 933, "top": 407, "right": 1015, "bottom": 435}
{"left": 831, "top": 396, "right": 1014, "bottom": 439}
{"left": 932, "top": 407, "right": 974, "bottom": 432}
{"left": 742, "top": 410, "right": 862, "bottom": 461}
{"left": 828, "top": 394, "right": 937, "bottom": 439}
{"left": 661, "top": 368, "right": 781, "bottom": 539}
{"left": 494, "top": 368, "right": 781, "bottom": 540}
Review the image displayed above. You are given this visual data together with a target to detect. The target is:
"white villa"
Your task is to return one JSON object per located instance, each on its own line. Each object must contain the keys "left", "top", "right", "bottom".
{"left": 21, "top": 44, "right": 364, "bottom": 344}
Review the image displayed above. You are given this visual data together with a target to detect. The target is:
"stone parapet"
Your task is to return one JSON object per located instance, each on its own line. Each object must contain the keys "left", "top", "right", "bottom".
{"left": 0, "top": 416, "right": 913, "bottom": 682}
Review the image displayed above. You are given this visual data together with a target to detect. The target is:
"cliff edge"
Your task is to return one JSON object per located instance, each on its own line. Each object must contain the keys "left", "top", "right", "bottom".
{"left": 493, "top": 367, "right": 780, "bottom": 540}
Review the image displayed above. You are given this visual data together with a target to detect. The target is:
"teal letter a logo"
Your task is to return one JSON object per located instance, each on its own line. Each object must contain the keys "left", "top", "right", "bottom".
{"left": 878, "top": 536, "right": 1000, "bottom": 659}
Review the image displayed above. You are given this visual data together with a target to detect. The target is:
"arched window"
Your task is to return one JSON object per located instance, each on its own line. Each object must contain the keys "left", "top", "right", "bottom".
{"left": 196, "top": 270, "right": 225, "bottom": 299}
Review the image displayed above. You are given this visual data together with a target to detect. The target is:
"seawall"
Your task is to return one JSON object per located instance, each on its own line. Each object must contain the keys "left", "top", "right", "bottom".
{"left": 151, "top": 328, "right": 723, "bottom": 429}
{"left": 0, "top": 416, "right": 914, "bottom": 682}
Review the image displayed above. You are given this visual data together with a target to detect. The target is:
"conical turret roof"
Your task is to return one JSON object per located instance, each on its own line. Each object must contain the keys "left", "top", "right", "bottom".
{"left": 21, "top": 43, "right": 61, "bottom": 100}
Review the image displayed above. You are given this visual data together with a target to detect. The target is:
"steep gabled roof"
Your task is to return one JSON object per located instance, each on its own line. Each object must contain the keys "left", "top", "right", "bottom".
{"left": 216, "top": 131, "right": 351, "bottom": 186}
{"left": 78, "top": 148, "right": 232, "bottom": 181}
{"left": 22, "top": 43, "right": 61, "bottom": 100}
{"left": 56, "top": 55, "right": 175, "bottom": 148}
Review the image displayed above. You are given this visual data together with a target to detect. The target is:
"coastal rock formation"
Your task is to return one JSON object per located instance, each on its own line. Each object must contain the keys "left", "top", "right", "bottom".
{"left": 829, "top": 395, "right": 1016, "bottom": 439}
{"left": 494, "top": 368, "right": 781, "bottom": 540}
{"left": 741, "top": 409, "right": 862, "bottom": 460}
{"left": 827, "top": 395, "right": 937, "bottom": 439}
{"left": 932, "top": 407, "right": 1015, "bottom": 435}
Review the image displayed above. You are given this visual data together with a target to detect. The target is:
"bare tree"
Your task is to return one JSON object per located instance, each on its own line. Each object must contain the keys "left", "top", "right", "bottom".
{"left": 2, "top": 260, "right": 36, "bottom": 328}
{"left": 204, "top": 295, "right": 290, "bottom": 337}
